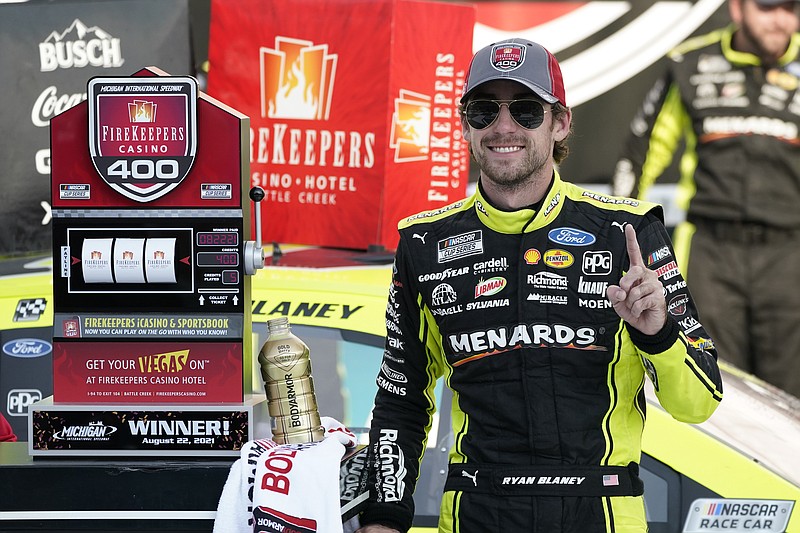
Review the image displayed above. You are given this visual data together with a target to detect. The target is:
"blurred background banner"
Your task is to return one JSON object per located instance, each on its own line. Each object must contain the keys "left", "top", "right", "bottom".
{"left": 0, "top": 0, "right": 192, "bottom": 255}
{"left": 0, "top": 0, "right": 731, "bottom": 256}
{"left": 207, "top": 0, "right": 474, "bottom": 251}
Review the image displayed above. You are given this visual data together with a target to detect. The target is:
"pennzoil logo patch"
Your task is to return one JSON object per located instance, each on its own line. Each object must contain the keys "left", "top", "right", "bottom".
{"left": 87, "top": 76, "right": 198, "bottom": 202}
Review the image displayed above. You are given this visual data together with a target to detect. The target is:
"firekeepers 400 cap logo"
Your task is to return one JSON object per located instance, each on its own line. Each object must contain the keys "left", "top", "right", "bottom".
{"left": 87, "top": 76, "right": 198, "bottom": 202}
{"left": 491, "top": 43, "right": 525, "bottom": 72}
{"left": 260, "top": 36, "right": 338, "bottom": 120}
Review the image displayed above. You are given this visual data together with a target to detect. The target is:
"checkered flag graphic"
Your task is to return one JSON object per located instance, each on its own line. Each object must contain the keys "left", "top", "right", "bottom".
{"left": 13, "top": 298, "right": 47, "bottom": 322}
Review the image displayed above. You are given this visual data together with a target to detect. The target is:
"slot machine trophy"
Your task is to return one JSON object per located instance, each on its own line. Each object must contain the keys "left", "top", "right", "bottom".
{"left": 39, "top": 67, "right": 368, "bottom": 517}
{"left": 36, "top": 67, "right": 268, "bottom": 457}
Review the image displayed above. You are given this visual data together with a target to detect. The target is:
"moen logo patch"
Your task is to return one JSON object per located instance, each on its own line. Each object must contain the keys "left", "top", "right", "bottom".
{"left": 87, "top": 76, "right": 197, "bottom": 202}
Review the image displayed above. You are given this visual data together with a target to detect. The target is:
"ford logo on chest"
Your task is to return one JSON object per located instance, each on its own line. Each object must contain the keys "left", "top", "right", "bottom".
{"left": 547, "top": 227, "right": 596, "bottom": 246}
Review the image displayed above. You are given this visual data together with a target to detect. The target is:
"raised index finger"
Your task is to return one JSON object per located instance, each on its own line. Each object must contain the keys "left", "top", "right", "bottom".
{"left": 624, "top": 223, "right": 645, "bottom": 268}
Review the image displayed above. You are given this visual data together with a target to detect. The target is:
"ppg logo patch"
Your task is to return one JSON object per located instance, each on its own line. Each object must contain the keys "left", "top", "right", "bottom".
{"left": 14, "top": 298, "right": 47, "bottom": 322}
{"left": 8, "top": 389, "right": 42, "bottom": 416}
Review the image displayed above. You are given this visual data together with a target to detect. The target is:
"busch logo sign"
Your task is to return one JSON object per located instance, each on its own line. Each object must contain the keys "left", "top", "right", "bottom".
{"left": 87, "top": 77, "right": 197, "bottom": 202}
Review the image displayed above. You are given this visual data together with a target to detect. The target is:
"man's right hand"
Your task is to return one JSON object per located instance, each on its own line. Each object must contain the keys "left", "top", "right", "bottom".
{"left": 356, "top": 526, "right": 401, "bottom": 533}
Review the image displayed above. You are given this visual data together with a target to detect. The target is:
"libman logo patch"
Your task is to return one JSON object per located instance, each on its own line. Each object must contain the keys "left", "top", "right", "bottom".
{"left": 87, "top": 76, "right": 197, "bottom": 202}
{"left": 475, "top": 277, "right": 506, "bottom": 298}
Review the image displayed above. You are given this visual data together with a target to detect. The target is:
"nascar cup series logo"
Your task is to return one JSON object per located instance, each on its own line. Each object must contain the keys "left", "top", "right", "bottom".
{"left": 390, "top": 89, "right": 431, "bottom": 162}
{"left": 87, "top": 76, "right": 197, "bottom": 202}
{"left": 260, "top": 36, "right": 337, "bottom": 120}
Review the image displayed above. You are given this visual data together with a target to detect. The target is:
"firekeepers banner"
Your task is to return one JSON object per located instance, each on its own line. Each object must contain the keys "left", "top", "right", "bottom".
{"left": 207, "top": 0, "right": 474, "bottom": 250}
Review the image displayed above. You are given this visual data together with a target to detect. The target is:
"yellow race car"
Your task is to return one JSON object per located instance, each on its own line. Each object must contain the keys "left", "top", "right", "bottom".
{"left": 1, "top": 249, "right": 798, "bottom": 532}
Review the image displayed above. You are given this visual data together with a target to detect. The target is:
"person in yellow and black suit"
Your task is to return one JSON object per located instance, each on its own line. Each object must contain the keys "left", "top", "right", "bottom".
{"left": 357, "top": 38, "right": 723, "bottom": 533}
{"left": 612, "top": 0, "right": 800, "bottom": 398}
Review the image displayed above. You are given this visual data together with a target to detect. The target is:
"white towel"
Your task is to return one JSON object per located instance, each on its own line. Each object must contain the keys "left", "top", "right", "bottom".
{"left": 213, "top": 417, "right": 359, "bottom": 533}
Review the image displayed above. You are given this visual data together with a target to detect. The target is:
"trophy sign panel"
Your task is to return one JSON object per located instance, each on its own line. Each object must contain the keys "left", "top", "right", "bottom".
{"left": 87, "top": 77, "right": 197, "bottom": 202}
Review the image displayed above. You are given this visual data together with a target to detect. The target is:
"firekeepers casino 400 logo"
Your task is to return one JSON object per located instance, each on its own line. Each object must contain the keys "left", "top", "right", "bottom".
{"left": 87, "top": 76, "right": 198, "bottom": 202}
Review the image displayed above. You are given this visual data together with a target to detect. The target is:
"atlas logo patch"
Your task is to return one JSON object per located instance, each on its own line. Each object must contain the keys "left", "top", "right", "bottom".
{"left": 432, "top": 283, "right": 458, "bottom": 306}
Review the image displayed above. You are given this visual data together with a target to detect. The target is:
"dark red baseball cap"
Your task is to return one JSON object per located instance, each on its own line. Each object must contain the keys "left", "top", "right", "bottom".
{"left": 462, "top": 38, "right": 567, "bottom": 107}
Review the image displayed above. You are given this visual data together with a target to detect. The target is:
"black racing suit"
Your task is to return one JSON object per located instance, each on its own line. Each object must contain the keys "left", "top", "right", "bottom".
{"left": 612, "top": 26, "right": 800, "bottom": 397}
{"left": 360, "top": 173, "right": 723, "bottom": 533}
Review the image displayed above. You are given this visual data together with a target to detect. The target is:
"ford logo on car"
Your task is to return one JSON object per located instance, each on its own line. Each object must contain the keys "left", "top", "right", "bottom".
{"left": 547, "top": 227, "right": 596, "bottom": 246}
{"left": 2, "top": 338, "right": 52, "bottom": 358}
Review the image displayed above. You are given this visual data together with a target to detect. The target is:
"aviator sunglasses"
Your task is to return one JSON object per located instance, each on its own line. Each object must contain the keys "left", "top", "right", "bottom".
{"left": 463, "top": 99, "right": 548, "bottom": 130}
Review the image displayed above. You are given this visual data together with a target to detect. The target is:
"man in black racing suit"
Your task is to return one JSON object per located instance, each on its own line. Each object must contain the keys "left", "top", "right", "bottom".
{"left": 357, "top": 38, "right": 723, "bottom": 533}
{"left": 612, "top": 0, "right": 800, "bottom": 397}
